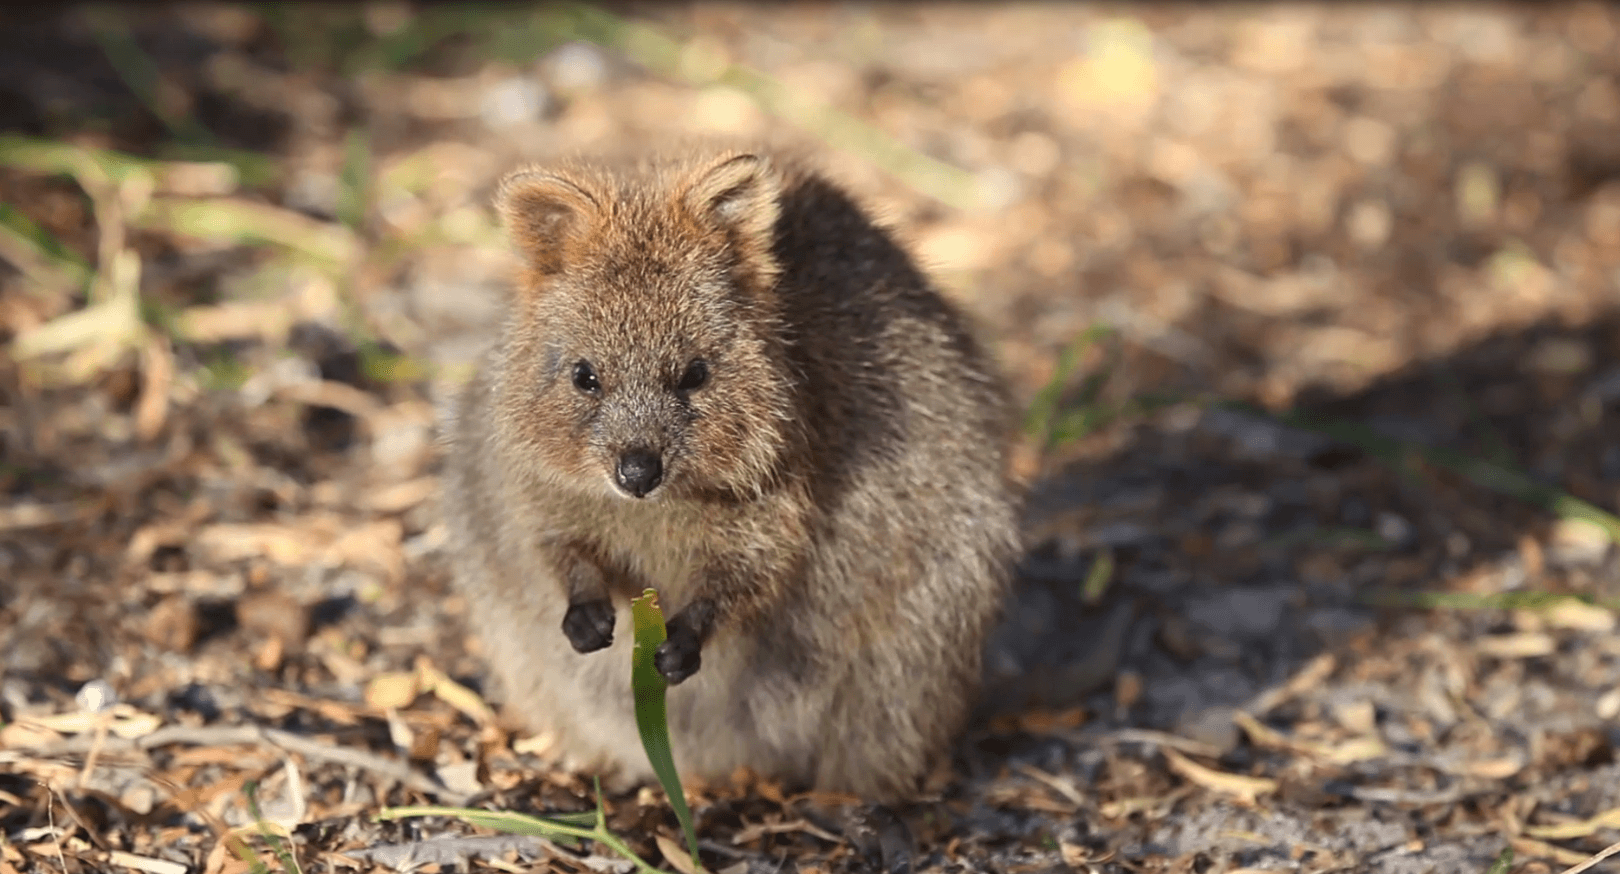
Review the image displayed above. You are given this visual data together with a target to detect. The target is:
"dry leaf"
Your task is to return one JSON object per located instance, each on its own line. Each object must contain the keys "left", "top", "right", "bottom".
{"left": 109, "top": 850, "right": 188, "bottom": 874}
{"left": 365, "top": 672, "right": 421, "bottom": 710}
{"left": 1162, "top": 748, "right": 1277, "bottom": 802}
{"left": 360, "top": 476, "right": 438, "bottom": 513}
{"left": 0, "top": 501, "right": 86, "bottom": 531}
{"left": 134, "top": 334, "right": 172, "bottom": 441}
{"left": 1320, "top": 736, "right": 1389, "bottom": 765}
{"left": 1250, "top": 654, "right": 1336, "bottom": 714}
{"left": 1013, "top": 762, "right": 1087, "bottom": 809}
{"left": 732, "top": 818, "right": 842, "bottom": 845}
{"left": 1524, "top": 806, "right": 1620, "bottom": 839}
{"left": 512, "top": 731, "right": 558, "bottom": 757}
{"left": 1476, "top": 633, "right": 1557, "bottom": 658}
{"left": 252, "top": 635, "right": 284, "bottom": 672}
{"left": 0, "top": 720, "right": 64, "bottom": 749}
{"left": 654, "top": 833, "right": 700, "bottom": 874}
{"left": 22, "top": 707, "right": 160, "bottom": 740}
{"left": 1541, "top": 598, "right": 1616, "bottom": 632}
{"left": 1232, "top": 710, "right": 1289, "bottom": 750}
{"left": 416, "top": 658, "right": 497, "bottom": 725}
{"left": 1510, "top": 836, "right": 1591, "bottom": 867}
{"left": 1464, "top": 756, "right": 1524, "bottom": 779}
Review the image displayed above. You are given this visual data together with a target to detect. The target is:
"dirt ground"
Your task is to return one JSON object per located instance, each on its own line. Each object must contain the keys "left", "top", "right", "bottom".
{"left": 4, "top": 4, "right": 1620, "bottom": 873}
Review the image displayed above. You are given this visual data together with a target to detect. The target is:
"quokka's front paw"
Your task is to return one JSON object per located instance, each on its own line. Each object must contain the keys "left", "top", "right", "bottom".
{"left": 562, "top": 598, "right": 615, "bottom": 653}
{"left": 654, "top": 621, "right": 703, "bottom": 684}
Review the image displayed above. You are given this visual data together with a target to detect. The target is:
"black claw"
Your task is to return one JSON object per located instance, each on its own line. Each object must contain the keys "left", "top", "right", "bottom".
{"left": 562, "top": 599, "right": 615, "bottom": 653}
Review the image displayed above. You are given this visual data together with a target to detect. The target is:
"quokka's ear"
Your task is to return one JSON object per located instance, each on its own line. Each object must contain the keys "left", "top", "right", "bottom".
{"left": 682, "top": 153, "right": 781, "bottom": 249}
{"left": 494, "top": 168, "right": 600, "bottom": 275}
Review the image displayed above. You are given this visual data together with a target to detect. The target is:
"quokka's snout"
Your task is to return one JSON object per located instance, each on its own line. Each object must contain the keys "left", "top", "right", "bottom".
{"left": 614, "top": 447, "right": 663, "bottom": 497}
{"left": 590, "top": 391, "right": 688, "bottom": 498}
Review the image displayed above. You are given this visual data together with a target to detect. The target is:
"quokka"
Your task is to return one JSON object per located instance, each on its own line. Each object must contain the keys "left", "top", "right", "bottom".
{"left": 442, "top": 144, "right": 1021, "bottom": 799}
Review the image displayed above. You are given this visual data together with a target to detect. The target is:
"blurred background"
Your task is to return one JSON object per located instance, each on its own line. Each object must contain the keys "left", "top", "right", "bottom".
{"left": 6, "top": 4, "right": 1617, "bottom": 412}
{"left": 5, "top": 4, "right": 1620, "bottom": 871}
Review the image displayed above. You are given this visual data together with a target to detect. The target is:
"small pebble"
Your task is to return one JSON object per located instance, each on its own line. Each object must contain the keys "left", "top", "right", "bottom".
{"left": 76, "top": 678, "right": 118, "bottom": 713}
{"left": 546, "top": 42, "right": 608, "bottom": 91}
{"left": 1375, "top": 511, "right": 1414, "bottom": 547}
{"left": 1174, "top": 705, "right": 1241, "bottom": 755}
{"left": 480, "top": 77, "right": 548, "bottom": 129}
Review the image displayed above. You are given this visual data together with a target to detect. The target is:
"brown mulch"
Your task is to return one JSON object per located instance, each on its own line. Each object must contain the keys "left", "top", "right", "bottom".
{"left": 4, "top": 4, "right": 1620, "bottom": 873}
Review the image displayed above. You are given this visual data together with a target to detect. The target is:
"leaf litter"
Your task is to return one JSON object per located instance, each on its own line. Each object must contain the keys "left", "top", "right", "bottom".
{"left": 2, "top": 4, "right": 1620, "bottom": 873}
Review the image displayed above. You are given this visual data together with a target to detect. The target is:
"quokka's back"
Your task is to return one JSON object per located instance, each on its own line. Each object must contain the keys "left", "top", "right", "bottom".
{"left": 442, "top": 144, "right": 1021, "bottom": 799}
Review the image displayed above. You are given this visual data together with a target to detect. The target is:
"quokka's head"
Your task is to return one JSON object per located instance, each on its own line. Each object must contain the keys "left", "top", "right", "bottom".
{"left": 489, "top": 150, "right": 797, "bottom": 502}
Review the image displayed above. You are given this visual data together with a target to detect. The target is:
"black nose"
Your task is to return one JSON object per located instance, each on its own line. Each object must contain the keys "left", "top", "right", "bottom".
{"left": 615, "top": 449, "right": 663, "bottom": 498}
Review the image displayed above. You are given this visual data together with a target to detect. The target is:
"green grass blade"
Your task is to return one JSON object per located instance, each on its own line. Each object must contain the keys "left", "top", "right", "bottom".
{"left": 377, "top": 805, "right": 669, "bottom": 874}
{"left": 1363, "top": 589, "right": 1620, "bottom": 612}
{"left": 132, "top": 198, "right": 356, "bottom": 265}
{"left": 1080, "top": 547, "right": 1114, "bottom": 604}
{"left": 336, "top": 128, "right": 371, "bottom": 231}
{"left": 82, "top": 5, "right": 217, "bottom": 146}
{"left": 226, "top": 836, "right": 272, "bottom": 874}
{"left": 0, "top": 135, "right": 141, "bottom": 188}
{"left": 243, "top": 782, "right": 303, "bottom": 874}
{"left": 380, "top": 806, "right": 594, "bottom": 843}
{"left": 0, "top": 203, "right": 91, "bottom": 294}
{"left": 152, "top": 143, "right": 280, "bottom": 188}
{"left": 0, "top": 134, "right": 274, "bottom": 192}
{"left": 1432, "top": 365, "right": 1515, "bottom": 467}
{"left": 629, "top": 589, "right": 702, "bottom": 871}
{"left": 1024, "top": 324, "right": 1112, "bottom": 444}
{"left": 1024, "top": 339, "right": 1081, "bottom": 442}
{"left": 1262, "top": 408, "right": 1620, "bottom": 546}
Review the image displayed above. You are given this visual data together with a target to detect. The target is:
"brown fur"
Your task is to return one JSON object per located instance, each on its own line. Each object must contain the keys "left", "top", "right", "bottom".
{"left": 441, "top": 144, "right": 1021, "bottom": 800}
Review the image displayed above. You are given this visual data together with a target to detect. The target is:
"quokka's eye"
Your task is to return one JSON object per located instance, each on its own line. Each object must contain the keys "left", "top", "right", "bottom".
{"left": 572, "top": 360, "right": 601, "bottom": 394}
{"left": 677, "top": 359, "right": 709, "bottom": 392}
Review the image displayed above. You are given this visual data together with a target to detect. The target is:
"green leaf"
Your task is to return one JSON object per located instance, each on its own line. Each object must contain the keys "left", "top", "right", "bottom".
{"left": 630, "top": 589, "right": 703, "bottom": 871}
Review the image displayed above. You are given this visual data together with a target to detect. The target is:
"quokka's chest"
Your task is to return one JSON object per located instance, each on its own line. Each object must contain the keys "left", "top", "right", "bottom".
{"left": 581, "top": 501, "right": 718, "bottom": 597}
